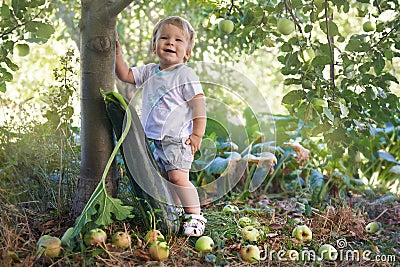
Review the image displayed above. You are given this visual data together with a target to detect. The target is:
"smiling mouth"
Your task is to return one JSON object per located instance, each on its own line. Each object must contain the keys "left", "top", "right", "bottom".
{"left": 164, "top": 49, "right": 176, "bottom": 54}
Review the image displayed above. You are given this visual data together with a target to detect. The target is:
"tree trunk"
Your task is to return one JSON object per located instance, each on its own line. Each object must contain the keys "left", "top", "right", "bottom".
{"left": 71, "top": 0, "right": 132, "bottom": 217}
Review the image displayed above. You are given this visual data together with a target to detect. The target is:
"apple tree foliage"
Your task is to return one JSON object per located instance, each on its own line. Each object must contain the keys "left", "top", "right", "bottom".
{"left": 0, "top": 0, "right": 54, "bottom": 92}
{"left": 189, "top": 0, "right": 399, "bottom": 164}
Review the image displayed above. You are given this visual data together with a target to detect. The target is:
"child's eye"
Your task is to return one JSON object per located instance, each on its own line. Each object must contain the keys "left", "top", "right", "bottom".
{"left": 176, "top": 38, "right": 183, "bottom": 42}
{"left": 160, "top": 36, "right": 168, "bottom": 40}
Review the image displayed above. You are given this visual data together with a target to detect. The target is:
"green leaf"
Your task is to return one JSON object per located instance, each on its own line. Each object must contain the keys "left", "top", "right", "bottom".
{"left": 1, "top": 4, "right": 10, "bottom": 19}
{"left": 319, "top": 21, "right": 339, "bottom": 36}
{"left": 282, "top": 90, "right": 305, "bottom": 105}
{"left": 311, "top": 55, "right": 331, "bottom": 66}
{"left": 25, "top": 21, "right": 55, "bottom": 39}
{"left": 4, "top": 58, "right": 19, "bottom": 71}
{"left": 71, "top": 91, "right": 133, "bottom": 238}
{"left": 0, "top": 82, "right": 6, "bottom": 93}
{"left": 323, "top": 107, "right": 334, "bottom": 121}
{"left": 373, "top": 51, "right": 385, "bottom": 76}
{"left": 345, "top": 39, "right": 370, "bottom": 52}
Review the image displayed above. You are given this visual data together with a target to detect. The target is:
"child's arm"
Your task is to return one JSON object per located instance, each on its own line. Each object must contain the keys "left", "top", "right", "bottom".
{"left": 186, "top": 94, "right": 206, "bottom": 155}
{"left": 115, "top": 34, "right": 135, "bottom": 84}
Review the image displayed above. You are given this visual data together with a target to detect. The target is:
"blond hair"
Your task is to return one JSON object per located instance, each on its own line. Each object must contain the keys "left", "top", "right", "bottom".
{"left": 152, "top": 16, "right": 196, "bottom": 59}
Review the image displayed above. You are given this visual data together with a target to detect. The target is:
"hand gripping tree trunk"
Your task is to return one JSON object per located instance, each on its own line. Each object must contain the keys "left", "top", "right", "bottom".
{"left": 71, "top": 0, "right": 133, "bottom": 217}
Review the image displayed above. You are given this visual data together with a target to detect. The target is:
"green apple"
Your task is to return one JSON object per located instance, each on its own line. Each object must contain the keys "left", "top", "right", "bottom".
{"left": 363, "top": 21, "right": 375, "bottom": 32}
{"left": 37, "top": 235, "right": 52, "bottom": 246}
{"left": 241, "top": 226, "right": 260, "bottom": 242}
{"left": 149, "top": 241, "right": 169, "bottom": 261}
{"left": 83, "top": 228, "right": 107, "bottom": 246}
{"left": 365, "top": 221, "right": 381, "bottom": 234}
{"left": 240, "top": 245, "right": 260, "bottom": 263}
{"left": 37, "top": 236, "right": 62, "bottom": 258}
{"left": 222, "top": 204, "right": 239, "bottom": 214}
{"left": 195, "top": 236, "right": 214, "bottom": 253}
{"left": 112, "top": 231, "right": 131, "bottom": 249}
{"left": 237, "top": 217, "right": 252, "bottom": 228}
{"left": 318, "top": 244, "right": 338, "bottom": 260}
{"left": 292, "top": 225, "right": 312, "bottom": 242}
{"left": 277, "top": 18, "right": 295, "bottom": 35}
{"left": 61, "top": 227, "right": 75, "bottom": 247}
{"left": 218, "top": 19, "right": 234, "bottom": 34}
{"left": 145, "top": 229, "right": 165, "bottom": 244}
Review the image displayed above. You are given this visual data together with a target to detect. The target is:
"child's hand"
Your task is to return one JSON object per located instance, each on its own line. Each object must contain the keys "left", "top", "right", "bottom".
{"left": 185, "top": 134, "right": 202, "bottom": 155}
{"left": 115, "top": 32, "right": 122, "bottom": 56}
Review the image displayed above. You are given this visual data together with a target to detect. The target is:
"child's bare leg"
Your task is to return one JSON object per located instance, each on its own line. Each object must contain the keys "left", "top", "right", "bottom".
{"left": 160, "top": 168, "right": 181, "bottom": 207}
{"left": 167, "top": 169, "right": 200, "bottom": 215}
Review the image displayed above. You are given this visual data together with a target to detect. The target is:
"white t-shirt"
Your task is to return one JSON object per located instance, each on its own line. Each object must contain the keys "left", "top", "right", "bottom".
{"left": 132, "top": 63, "right": 203, "bottom": 140}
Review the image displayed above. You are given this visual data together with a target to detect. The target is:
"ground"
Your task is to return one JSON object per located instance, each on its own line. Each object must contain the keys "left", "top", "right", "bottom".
{"left": 0, "top": 191, "right": 399, "bottom": 266}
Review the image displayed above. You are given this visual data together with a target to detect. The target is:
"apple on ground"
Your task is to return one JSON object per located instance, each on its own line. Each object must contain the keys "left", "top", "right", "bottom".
{"left": 223, "top": 204, "right": 239, "bottom": 214}
{"left": 237, "top": 216, "right": 252, "bottom": 228}
{"left": 277, "top": 18, "right": 295, "bottom": 35}
{"left": 318, "top": 244, "right": 338, "bottom": 261}
{"left": 145, "top": 229, "right": 165, "bottom": 244}
{"left": 365, "top": 221, "right": 381, "bottom": 234}
{"left": 195, "top": 236, "right": 214, "bottom": 253}
{"left": 292, "top": 225, "right": 312, "bottom": 242}
{"left": 83, "top": 228, "right": 107, "bottom": 246}
{"left": 241, "top": 245, "right": 260, "bottom": 263}
{"left": 37, "top": 236, "right": 62, "bottom": 258}
{"left": 112, "top": 231, "right": 131, "bottom": 249}
{"left": 241, "top": 226, "right": 260, "bottom": 242}
{"left": 218, "top": 19, "right": 234, "bottom": 34}
{"left": 149, "top": 241, "right": 169, "bottom": 261}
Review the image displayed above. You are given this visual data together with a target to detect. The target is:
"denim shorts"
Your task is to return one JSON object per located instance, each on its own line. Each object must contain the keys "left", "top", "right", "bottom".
{"left": 152, "top": 136, "right": 194, "bottom": 171}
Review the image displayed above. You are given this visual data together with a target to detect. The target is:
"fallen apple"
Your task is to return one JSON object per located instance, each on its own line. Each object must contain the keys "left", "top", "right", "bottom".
{"left": 318, "top": 244, "right": 338, "bottom": 261}
{"left": 241, "top": 245, "right": 260, "bottom": 263}
{"left": 61, "top": 227, "right": 75, "bottom": 247}
{"left": 241, "top": 226, "right": 260, "bottom": 242}
{"left": 112, "top": 231, "right": 131, "bottom": 249}
{"left": 292, "top": 225, "right": 312, "bottom": 242}
{"left": 145, "top": 229, "right": 165, "bottom": 244}
{"left": 222, "top": 204, "right": 239, "bottom": 214}
{"left": 83, "top": 228, "right": 107, "bottom": 246}
{"left": 195, "top": 236, "right": 214, "bottom": 253}
{"left": 37, "top": 235, "right": 52, "bottom": 246}
{"left": 218, "top": 19, "right": 234, "bottom": 34}
{"left": 277, "top": 18, "right": 295, "bottom": 35}
{"left": 365, "top": 221, "right": 381, "bottom": 234}
{"left": 237, "top": 217, "right": 252, "bottom": 228}
{"left": 149, "top": 241, "right": 169, "bottom": 261}
{"left": 37, "top": 236, "right": 62, "bottom": 258}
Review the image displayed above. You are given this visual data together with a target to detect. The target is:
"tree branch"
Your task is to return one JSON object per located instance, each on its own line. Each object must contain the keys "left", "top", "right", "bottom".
{"left": 108, "top": 0, "right": 135, "bottom": 17}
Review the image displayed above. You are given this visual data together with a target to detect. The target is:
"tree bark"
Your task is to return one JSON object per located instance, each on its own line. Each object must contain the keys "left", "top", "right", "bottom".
{"left": 71, "top": 0, "right": 132, "bottom": 217}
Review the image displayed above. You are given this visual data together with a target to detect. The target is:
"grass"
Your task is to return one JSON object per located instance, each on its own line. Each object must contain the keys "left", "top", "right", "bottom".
{"left": 0, "top": 188, "right": 399, "bottom": 267}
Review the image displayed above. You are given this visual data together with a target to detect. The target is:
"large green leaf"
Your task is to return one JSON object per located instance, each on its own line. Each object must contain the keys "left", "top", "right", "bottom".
{"left": 282, "top": 90, "right": 305, "bottom": 105}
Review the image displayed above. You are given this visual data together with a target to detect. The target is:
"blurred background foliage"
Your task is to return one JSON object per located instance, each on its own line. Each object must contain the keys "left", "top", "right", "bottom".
{"left": 0, "top": 0, "right": 399, "bottom": 217}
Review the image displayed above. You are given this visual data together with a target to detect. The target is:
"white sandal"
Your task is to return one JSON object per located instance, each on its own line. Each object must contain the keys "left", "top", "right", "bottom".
{"left": 183, "top": 214, "right": 207, "bottom": 237}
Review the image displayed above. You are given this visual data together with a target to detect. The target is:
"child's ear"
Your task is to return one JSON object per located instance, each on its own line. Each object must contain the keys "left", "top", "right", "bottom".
{"left": 184, "top": 50, "right": 191, "bottom": 61}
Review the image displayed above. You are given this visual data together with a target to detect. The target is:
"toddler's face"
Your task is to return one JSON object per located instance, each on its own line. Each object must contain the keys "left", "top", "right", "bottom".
{"left": 154, "top": 24, "right": 191, "bottom": 70}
